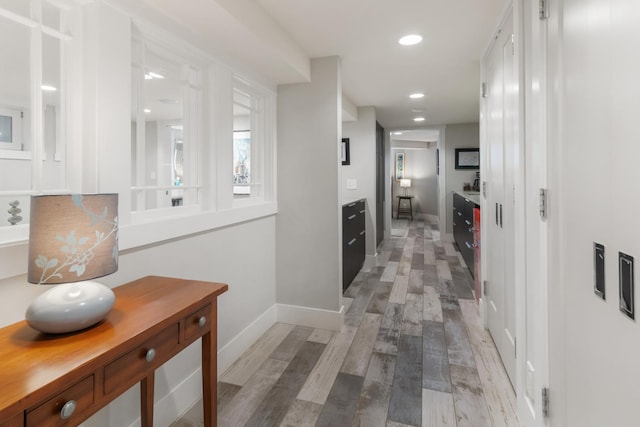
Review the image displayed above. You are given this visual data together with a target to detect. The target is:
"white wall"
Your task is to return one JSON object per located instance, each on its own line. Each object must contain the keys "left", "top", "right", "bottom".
{"left": 0, "top": 3, "right": 279, "bottom": 427}
{"left": 444, "top": 123, "right": 479, "bottom": 234}
{"left": 276, "top": 56, "right": 342, "bottom": 314}
{"left": 89, "top": 216, "right": 276, "bottom": 426}
{"left": 342, "top": 106, "right": 377, "bottom": 256}
{"left": 547, "top": 0, "right": 640, "bottom": 425}
{"left": 390, "top": 143, "right": 437, "bottom": 218}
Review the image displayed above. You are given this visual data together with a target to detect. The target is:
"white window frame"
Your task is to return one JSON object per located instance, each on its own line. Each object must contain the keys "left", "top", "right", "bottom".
{"left": 0, "top": 107, "right": 24, "bottom": 152}
{"left": 0, "top": 0, "right": 75, "bottom": 247}
{"left": 231, "top": 77, "right": 275, "bottom": 207}
{"left": 130, "top": 31, "right": 204, "bottom": 223}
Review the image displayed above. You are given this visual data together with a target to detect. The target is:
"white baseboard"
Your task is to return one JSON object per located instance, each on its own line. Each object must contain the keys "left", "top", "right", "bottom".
{"left": 154, "top": 367, "right": 203, "bottom": 427}
{"left": 146, "top": 306, "right": 277, "bottom": 427}
{"left": 217, "top": 304, "right": 277, "bottom": 376}
{"left": 277, "top": 303, "right": 344, "bottom": 331}
{"left": 427, "top": 214, "right": 439, "bottom": 224}
{"left": 478, "top": 297, "right": 488, "bottom": 325}
{"left": 363, "top": 254, "right": 377, "bottom": 270}
{"left": 416, "top": 213, "right": 439, "bottom": 224}
{"left": 123, "top": 301, "right": 345, "bottom": 427}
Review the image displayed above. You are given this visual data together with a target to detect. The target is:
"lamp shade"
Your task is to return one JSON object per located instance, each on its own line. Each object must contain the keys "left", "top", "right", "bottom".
{"left": 28, "top": 194, "right": 118, "bottom": 284}
{"left": 400, "top": 179, "right": 412, "bottom": 188}
{"left": 25, "top": 194, "right": 118, "bottom": 333}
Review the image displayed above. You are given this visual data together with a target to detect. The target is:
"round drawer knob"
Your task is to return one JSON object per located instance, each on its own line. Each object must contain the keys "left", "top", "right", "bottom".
{"left": 198, "top": 316, "right": 206, "bottom": 327}
{"left": 60, "top": 400, "right": 77, "bottom": 420}
{"left": 145, "top": 348, "right": 156, "bottom": 362}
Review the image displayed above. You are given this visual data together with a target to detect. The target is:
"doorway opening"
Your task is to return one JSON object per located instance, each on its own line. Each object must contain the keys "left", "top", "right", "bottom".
{"left": 389, "top": 129, "right": 440, "bottom": 225}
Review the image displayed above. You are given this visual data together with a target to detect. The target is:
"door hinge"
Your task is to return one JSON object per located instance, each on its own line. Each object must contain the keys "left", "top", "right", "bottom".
{"left": 482, "top": 181, "right": 487, "bottom": 198}
{"left": 539, "top": 0, "right": 549, "bottom": 19}
{"left": 483, "top": 280, "right": 488, "bottom": 296}
{"left": 539, "top": 188, "right": 548, "bottom": 219}
{"left": 511, "top": 34, "right": 515, "bottom": 55}
{"left": 481, "top": 82, "right": 488, "bottom": 98}
{"left": 542, "top": 387, "right": 550, "bottom": 418}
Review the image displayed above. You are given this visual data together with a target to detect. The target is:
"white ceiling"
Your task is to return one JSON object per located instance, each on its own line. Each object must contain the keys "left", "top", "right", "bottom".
{"left": 391, "top": 129, "right": 440, "bottom": 143}
{"left": 125, "top": 0, "right": 508, "bottom": 132}
{"left": 256, "top": 0, "right": 508, "bottom": 129}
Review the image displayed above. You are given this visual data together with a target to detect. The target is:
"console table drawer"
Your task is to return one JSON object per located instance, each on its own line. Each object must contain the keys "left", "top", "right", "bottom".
{"left": 184, "top": 304, "right": 212, "bottom": 342}
{"left": 26, "top": 375, "right": 94, "bottom": 427}
{"left": 103, "top": 323, "right": 180, "bottom": 395}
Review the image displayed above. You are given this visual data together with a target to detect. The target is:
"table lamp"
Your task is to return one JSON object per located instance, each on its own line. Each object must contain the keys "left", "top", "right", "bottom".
{"left": 26, "top": 194, "right": 119, "bottom": 333}
{"left": 400, "top": 179, "right": 412, "bottom": 196}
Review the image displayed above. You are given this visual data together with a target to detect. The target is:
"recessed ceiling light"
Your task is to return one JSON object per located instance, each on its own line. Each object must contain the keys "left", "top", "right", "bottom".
{"left": 399, "top": 34, "right": 423, "bottom": 46}
{"left": 144, "top": 109, "right": 151, "bottom": 113}
{"left": 413, "top": 117, "right": 425, "bottom": 122}
{"left": 144, "top": 74, "right": 152, "bottom": 80}
{"left": 41, "top": 85, "right": 57, "bottom": 91}
{"left": 393, "top": 132, "right": 403, "bottom": 135}
{"left": 148, "top": 72, "right": 165, "bottom": 79}
{"left": 409, "top": 93, "right": 424, "bottom": 99}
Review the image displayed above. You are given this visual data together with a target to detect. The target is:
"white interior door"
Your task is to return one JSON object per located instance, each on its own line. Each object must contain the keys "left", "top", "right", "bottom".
{"left": 485, "top": 11, "right": 517, "bottom": 386}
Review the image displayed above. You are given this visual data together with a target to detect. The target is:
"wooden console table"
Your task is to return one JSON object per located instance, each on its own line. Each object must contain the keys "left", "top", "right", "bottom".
{"left": 0, "top": 276, "right": 228, "bottom": 427}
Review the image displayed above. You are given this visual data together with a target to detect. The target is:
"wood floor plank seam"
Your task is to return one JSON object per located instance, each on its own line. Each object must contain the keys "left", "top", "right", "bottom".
{"left": 173, "top": 219, "right": 520, "bottom": 427}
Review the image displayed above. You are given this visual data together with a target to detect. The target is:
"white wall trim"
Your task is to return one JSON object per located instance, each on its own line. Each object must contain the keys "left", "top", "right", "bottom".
{"left": 364, "top": 254, "right": 377, "bottom": 270}
{"left": 217, "top": 304, "right": 277, "bottom": 375}
{"left": 277, "top": 302, "right": 344, "bottom": 331}
{"left": 126, "top": 300, "right": 343, "bottom": 427}
{"left": 132, "top": 366, "right": 204, "bottom": 427}
{"left": 416, "top": 213, "right": 439, "bottom": 224}
{"left": 442, "top": 232, "right": 454, "bottom": 243}
{"left": 122, "top": 202, "right": 278, "bottom": 251}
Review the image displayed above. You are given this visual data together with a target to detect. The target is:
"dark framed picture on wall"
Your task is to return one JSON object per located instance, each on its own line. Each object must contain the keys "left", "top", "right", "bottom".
{"left": 455, "top": 148, "right": 480, "bottom": 169}
{"left": 341, "top": 138, "right": 350, "bottom": 165}
{"left": 395, "top": 152, "right": 405, "bottom": 180}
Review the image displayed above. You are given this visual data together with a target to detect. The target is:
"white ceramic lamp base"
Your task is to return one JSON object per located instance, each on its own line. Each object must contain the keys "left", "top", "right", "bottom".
{"left": 25, "top": 281, "right": 115, "bottom": 334}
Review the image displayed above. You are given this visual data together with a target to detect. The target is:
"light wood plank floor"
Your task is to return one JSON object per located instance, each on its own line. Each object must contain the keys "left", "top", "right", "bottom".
{"left": 172, "top": 218, "right": 520, "bottom": 427}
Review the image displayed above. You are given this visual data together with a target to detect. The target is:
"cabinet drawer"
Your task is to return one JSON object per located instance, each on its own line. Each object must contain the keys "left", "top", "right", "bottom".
{"left": 343, "top": 209, "right": 359, "bottom": 224}
{"left": 356, "top": 201, "right": 365, "bottom": 232}
{"left": 343, "top": 202, "right": 358, "bottom": 219}
{"left": 103, "top": 324, "right": 179, "bottom": 395}
{"left": 184, "top": 304, "right": 212, "bottom": 343}
{"left": 26, "top": 375, "right": 94, "bottom": 427}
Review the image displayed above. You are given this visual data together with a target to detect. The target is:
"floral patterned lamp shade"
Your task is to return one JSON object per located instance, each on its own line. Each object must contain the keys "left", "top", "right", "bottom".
{"left": 25, "top": 194, "right": 119, "bottom": 333}
{"left": 28, "top": 194, "right": 118, "bottom": 284}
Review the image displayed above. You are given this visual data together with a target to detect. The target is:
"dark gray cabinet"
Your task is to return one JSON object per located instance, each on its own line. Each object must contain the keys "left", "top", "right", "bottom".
{"left": 343, "top": 199, "right": 366, "bottom": 291}
{"left": 453, "top": 192, "right": 479, "bottom": 275}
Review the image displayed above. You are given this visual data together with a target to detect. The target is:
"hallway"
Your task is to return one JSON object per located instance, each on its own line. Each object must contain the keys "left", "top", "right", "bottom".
{"left": 174, "top": 218, "right": 519, "bottom": 426}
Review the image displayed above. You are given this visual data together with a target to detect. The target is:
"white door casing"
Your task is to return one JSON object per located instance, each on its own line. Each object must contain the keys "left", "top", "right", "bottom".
{"left": 482, "top": 2, "right": 552, "bottom": 425}
{"left": 483, "top": 7, "right": 518, "bottom": 388}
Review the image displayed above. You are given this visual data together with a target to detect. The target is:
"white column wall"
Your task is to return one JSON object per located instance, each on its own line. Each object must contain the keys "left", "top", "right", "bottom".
{"left": 276, "top": 56, "right": 342, "bottom": 315}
